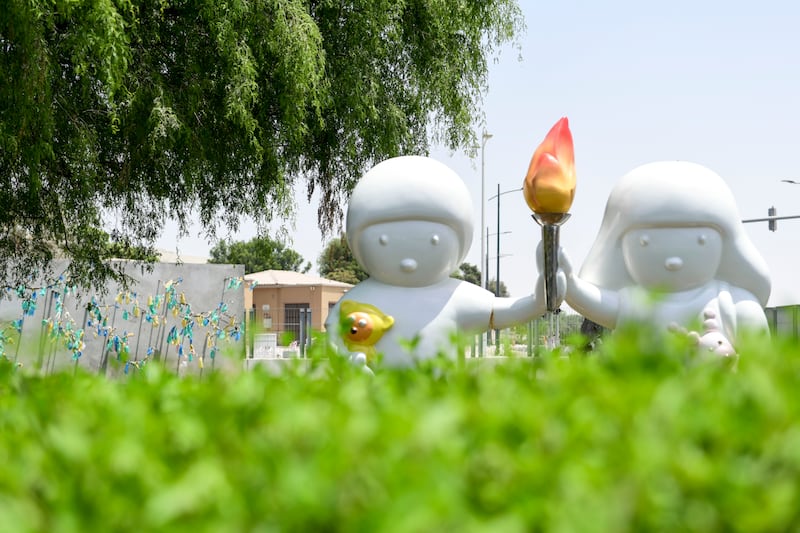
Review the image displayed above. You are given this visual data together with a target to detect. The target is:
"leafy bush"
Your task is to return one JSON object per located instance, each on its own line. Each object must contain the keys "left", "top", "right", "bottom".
{"left": 1, "top": 327, "right": 799, "bottom": 532}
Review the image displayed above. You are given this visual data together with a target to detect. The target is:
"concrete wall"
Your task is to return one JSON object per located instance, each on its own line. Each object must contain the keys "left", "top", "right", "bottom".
{"left": 0, "top": 260, "right": 245, "bottom": 376}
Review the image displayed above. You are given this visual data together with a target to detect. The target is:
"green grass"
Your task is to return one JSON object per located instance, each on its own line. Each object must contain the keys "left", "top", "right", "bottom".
{"left": 1, "top": 327, "right": 799, "bottom": 532}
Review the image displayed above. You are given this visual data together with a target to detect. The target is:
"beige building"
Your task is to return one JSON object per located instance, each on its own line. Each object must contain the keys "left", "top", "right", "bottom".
{"left": 244, "top": 270, "right": 352, "bottom": 345}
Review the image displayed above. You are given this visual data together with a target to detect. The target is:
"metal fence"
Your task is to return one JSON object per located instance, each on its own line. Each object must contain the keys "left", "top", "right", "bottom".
{"left": 766, "top": 306, "right": 800, "bottom": 340}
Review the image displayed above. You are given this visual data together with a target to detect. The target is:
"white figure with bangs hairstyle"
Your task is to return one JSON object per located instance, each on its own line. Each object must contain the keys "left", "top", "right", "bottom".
{"left": 561, "top": 161, "right": 771, "bottom": 352}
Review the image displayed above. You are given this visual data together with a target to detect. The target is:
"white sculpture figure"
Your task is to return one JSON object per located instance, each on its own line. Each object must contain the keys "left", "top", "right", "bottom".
{"left": 325, "top": 155, "right": 556, "bottom": 367}
{"left": 561, "top": 161, "right": 771, "bottom": 351}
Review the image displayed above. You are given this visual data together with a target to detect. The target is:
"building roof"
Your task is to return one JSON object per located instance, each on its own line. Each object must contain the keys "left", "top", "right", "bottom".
{"left": 157, "top": 249, "right": 211, "bottom": 264}
{"left": 245, "top": 270, "right": 353, "bottom": 288}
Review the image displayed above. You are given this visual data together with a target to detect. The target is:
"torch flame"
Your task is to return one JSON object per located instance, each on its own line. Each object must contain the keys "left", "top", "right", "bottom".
{"left": 523, "top": 117, "right": 576, "bottom": 214}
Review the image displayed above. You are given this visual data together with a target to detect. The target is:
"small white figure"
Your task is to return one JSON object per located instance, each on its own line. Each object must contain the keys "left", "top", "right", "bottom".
{"left": 691, "top": 309, "right": 737, "bottom": 357}
{"left": 561, "top": 161, "right": 771, "bottom": 351}
{"left": 325, "top": 156, "right": 557, "bottom": 367}
{"left": 670, "top": 308, "right": 738, "bottom": 370}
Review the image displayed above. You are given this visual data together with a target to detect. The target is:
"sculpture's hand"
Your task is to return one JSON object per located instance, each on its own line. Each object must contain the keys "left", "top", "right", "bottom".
{"left": 349, "top": 352, "right": 375, "bottom": 376}
{"left": 535, "top": 241, "right": 566, "bottom": 309}
{"left": 552, "top": 246, "right": 618, "bottom": 330}
{"left": 557, "top": 246, "right": 574, "bottom": 278}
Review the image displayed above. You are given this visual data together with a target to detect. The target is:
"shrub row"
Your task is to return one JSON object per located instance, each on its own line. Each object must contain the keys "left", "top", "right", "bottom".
{"left": 1, "top": 327, "right": 799, "bottom": 532}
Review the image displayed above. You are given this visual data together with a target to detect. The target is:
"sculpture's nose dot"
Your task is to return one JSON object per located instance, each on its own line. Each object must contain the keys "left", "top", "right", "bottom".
{"left": 665, "top": 257, "right": 683, "bottom": 271}
{"left": 400, "top": 258, "right": 418, "bottom": 272}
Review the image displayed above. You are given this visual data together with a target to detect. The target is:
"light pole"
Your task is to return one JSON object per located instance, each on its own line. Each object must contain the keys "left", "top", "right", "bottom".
{"left": 485, "top": 227, "right": 489, "bottom": 291}
{"left": 486, "top": 229, "right": 512, "bottom": 279}
{"left": 479, "top": 131, "right": 492, "bottom": 357}
{"left": 480, "top": 131, "right": 493, "bottom": 290}
{"left": 486, "top": 228, "right": 512, "bottom": 298}
{"left": 488, "top": 185, "right": 523, "bottom": 346}
{"left": 488, "top": 186, "right": 523, "bottom": 292}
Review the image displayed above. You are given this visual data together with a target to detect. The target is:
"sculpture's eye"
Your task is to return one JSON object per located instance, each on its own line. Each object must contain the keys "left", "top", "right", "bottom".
{"left": 379, "top": 235, "right": 389, "bottom": 246}
{"left": 430, "top": 234, "right": 440, "bottom": 245}
{"left": 357, "top": 318, "right": 368, "bottom": 328}
{"left": 639, "top": 235, "right": 650, "bottom": 247}
{"left": 698, "top": 234, "right": 707, "bottom": 245}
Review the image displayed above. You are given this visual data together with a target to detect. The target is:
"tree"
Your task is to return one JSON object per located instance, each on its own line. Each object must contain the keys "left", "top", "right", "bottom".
{"left": 318, "top": 234, "right": 367, "bottom": 285}
{"left": 450, "top": 264, "right": 509, "bottom": 296}
{"left": 104, "top": 235, "right": 159, "bottom": 263}
{"left": 452, "top": 263, "right": 481, "bottom": 286}
{"left": 209, "top": 237, "right": 310, "bottom": 274}
{"left": 487, "top": 279, "right": 510, "bottom": 297}
{"left": 1, "top": 1, "right": 524, "bottom": 288}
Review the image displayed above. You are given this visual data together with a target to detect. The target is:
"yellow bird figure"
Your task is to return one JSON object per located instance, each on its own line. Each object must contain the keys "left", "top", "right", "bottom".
{"left": 339, "top": 301, "right": 394, "bottom": 362}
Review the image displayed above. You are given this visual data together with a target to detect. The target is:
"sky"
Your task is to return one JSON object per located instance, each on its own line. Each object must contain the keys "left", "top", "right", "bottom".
{"left": 157, "top": 0, "right": 800, "bottom": 307}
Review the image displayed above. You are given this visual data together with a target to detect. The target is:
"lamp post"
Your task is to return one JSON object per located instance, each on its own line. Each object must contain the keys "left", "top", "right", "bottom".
{"left": 486, "top": 226, "right": 512, "bottom": 344}
{"left": 480, "top": 131, "right": 493, "bottom": 291}
{"left": 496, "top": 184, "right": 500, "bottom": 299}
{"left": 485, "top": 227, "right": 489, "bottom": 293}
{"left": 488, "top": 185, "right": 523, "bottom": 346}
{"left": 486, "top": 229, "right": 512, "bottom": 284}
{"left": 479, "top": 131, "right": 492, "bottom": 357}
{"left": 488, "top": 186, "right": 523, "bottom": 292}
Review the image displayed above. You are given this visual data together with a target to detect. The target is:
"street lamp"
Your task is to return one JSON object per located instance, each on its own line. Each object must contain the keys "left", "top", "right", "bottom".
{"left": 488, "top": 185, "right": 522, "bottom": 346}
{"left": 488, "top": 185, "right": 523, "bottom": 293}
{"left": 480, "top": 131, "right": 493, "bottom": 291}
{"left": 486, "top": 228, "right": 512, "bottom": 287}
{"left": 478, "top": 131, "right": 492, "bottom": 357}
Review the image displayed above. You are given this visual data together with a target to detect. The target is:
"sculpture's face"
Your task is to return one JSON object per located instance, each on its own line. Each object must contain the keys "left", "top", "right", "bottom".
{"left": 357, "top": 220, "right": 460, "bottom": 287}
{"left": 343, "top": 311, "right": 374, "bottom": 343}
{"left": 621, "top": 226, "right": 723, "bottom": 291}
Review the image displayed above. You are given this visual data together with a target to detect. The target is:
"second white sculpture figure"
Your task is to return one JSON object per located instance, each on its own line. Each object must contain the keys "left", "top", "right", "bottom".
{"left": 561, "top": 160, "right": 771, "bottom": 351}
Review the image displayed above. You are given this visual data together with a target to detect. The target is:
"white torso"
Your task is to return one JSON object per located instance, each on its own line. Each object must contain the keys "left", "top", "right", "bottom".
{"left": 618, "top": 281, "right": 725, "bottom": 331}
{"left": 326, "top": 278, "right": 495, "bottom": 366}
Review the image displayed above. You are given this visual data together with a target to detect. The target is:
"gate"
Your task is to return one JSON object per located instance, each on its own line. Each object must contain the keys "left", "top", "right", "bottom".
{"left": 283, "top": 303, "right": 312, "bottom": 353}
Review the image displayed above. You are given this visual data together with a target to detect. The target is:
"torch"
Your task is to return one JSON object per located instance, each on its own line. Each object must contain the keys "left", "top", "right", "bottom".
{"left": 523, "top": 117, "right": 576, "bottom": 313}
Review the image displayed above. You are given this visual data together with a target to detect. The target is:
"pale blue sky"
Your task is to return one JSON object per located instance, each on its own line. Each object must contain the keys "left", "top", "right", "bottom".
{"left": 159, "top": 0, "right": 800, "bottom": 306}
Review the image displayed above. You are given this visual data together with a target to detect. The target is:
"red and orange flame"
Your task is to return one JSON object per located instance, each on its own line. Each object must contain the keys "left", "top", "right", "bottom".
{"left": 523, "top": 117, "right": 576, "bottom": 214}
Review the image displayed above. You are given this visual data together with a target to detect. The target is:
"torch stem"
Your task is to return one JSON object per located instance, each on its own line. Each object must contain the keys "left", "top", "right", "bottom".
{"left": 532, "top": 212, "right": 570, "bottom": 314}
{"left": 542, "top": 224, "right": 560, "bottom": 313}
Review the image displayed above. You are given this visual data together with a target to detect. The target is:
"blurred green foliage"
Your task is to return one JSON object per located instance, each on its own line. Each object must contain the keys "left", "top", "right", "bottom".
{"left": 1, "top": 327, "right": 800, "bottom": 532}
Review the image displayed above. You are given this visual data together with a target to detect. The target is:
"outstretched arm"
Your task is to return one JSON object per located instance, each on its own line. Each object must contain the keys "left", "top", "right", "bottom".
{"left": 491, "top": 272, "right": 561, "bottom": 329}
{"left": 560, "top": 248, "right": 620, "bottom": 330}
{"left": 491, "top": 248, "right": 566, "bottom": 329}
